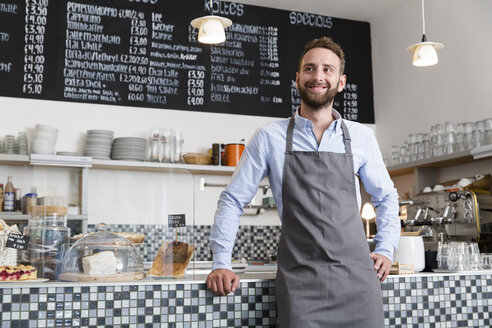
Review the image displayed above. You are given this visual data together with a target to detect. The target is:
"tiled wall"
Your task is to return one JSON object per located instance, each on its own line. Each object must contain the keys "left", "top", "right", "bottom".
{"left": 0, "top": 280, "right": 277, "bottom": 328}
{"left": 1, "top": 273, "right": 492, "bottom": 328}
{"left": 382, "top": 273, "right": 492, "bottom": 328}
{"left": 88, "top": 224, "right": 281, "bottom": 263}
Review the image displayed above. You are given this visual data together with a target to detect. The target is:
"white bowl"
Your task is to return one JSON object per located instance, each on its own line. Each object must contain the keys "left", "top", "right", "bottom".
{"left": 34, "top": 130, "right": 58, "bottom": 141}
{"left": 35, "top": 124, "right": 59, "bottom": 133}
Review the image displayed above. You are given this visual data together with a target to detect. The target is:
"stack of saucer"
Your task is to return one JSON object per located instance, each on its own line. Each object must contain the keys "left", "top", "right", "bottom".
{"left": 111, "top": 137, "right": 147, "bottom": 161}
{"left": 83, "top": 130, "right": 114, "bottom": 159}
{"left": 32, "top": 124, "right": 58, "bottom": 155}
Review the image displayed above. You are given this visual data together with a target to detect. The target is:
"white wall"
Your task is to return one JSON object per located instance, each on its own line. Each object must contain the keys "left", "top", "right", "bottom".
{"left": 0, "top": 96, "right": 285, "bottom": 226}
{"left": 371, "top": 0, "right": 492, "bottom": 154}
{"left": 371, "top": 0, "right": 492, "bottom": 192}
{"left": 0, "top": 97, "right": 279, "bottom": 154}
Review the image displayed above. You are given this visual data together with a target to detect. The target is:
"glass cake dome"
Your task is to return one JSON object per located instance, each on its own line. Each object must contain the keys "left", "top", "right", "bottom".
{"left": 59, "top": 223, "right": 144, "bottom": 282}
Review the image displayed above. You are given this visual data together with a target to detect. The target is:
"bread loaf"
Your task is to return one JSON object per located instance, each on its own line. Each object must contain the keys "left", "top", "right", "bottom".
{"left": 147, "top": 241, "right": 194, "bottom": 277}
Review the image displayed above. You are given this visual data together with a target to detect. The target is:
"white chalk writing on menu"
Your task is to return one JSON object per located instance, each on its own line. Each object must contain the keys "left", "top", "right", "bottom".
{"left": 0, "top": 0, "right": 374, "bottom": 122}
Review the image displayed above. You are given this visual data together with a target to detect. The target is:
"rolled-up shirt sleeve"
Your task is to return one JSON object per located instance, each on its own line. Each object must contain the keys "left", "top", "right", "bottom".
{"left": 358, "top": 131, "right": 400, "bottom": 262}
{"left": 210, "top": 128, "right": 269, "bottom": 271}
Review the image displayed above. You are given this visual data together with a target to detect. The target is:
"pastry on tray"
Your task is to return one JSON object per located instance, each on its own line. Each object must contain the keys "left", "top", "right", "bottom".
{"left": 0, "top": 265, "right": 38, "bottom": 281}
{"left": 72, "top": 232, "right": 145, "bottom": 243}
{"left": 147, "top": 241, "right": 194, "bottom": 278}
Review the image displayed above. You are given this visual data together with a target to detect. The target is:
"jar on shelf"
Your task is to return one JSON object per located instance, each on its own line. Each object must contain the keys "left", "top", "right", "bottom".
{"left": 23, "top": 205, "right": 70, "bottom": 280}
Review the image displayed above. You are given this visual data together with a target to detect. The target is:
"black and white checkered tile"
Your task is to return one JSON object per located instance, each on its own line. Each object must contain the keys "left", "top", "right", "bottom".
{"left": 1, "top": 274, "right": 492, "bottom": 327}
{"left": 88, "top": 224, "right": 282, "bottom": 263}
{"left": 382, "top": 274, "right": 492, "bottom": 327}
{"left": 0, "top": 281, "right": 277, "bottom": 328}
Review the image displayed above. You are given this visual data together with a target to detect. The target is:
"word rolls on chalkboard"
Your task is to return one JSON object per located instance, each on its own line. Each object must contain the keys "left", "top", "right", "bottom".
{"left": 0, "top": 0, "right": 374, "bottom": 123}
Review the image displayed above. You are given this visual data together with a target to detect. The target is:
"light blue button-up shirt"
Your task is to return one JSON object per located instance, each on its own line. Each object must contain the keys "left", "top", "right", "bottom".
{"left": 211, "top": 109, "right": 401, "bottom": 270}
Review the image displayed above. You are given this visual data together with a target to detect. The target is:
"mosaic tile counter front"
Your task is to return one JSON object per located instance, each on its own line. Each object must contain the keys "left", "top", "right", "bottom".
{"left": 1, "top": 272, "right": 492, "bottom": 328}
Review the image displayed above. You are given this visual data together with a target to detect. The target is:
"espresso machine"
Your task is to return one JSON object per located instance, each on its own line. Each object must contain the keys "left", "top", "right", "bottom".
{"left": 401, "top": 190, "right": 492, "bottom": 253}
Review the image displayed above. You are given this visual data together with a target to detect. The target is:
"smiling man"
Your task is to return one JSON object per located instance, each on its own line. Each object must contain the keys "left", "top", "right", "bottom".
{"left": 206, "top": 37, "right": 400, "bottom": 328}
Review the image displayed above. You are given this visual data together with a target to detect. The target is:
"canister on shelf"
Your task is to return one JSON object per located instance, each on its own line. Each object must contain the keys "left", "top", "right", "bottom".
{"left": 212, "top": 143, "right": 224, "bottom": 165}
{"left": 14, "top": 188, "right": 21, "bottom": 212}
{"left": 24, "top": 191, "right": 38, "bottom": 214}
{"left": 225, "top": 142, "right": 245, "bottom": 166}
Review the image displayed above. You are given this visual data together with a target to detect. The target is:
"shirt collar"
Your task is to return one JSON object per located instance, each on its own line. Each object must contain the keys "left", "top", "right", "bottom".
{"left": 294, "top": 107, "right": 343, "bottom": 134}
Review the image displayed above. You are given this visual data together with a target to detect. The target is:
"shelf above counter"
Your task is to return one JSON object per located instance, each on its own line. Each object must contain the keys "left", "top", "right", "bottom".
{"left": 91, "top": 159, "right": 236, "bottom": 175}
{"left": 0, "top": 154, "right": 236, "bottom": 175}
{"left": 387, "top": 145, "right": 492, "bottom": 177}
{"left": 0, "top": 213, "right": 87, "bottom": 221}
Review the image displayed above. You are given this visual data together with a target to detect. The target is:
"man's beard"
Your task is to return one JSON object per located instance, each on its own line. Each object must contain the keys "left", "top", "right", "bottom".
{"left": 298, "top": 80, "right": 339, "bottom": 110}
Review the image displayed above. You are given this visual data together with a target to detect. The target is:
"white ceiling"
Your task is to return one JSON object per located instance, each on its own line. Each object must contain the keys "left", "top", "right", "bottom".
{"left": 224, "top": 0, "right": 407, "bottom": 22}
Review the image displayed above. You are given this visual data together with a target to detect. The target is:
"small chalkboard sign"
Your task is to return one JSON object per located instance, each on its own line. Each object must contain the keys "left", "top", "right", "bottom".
{"left": 5, "top": 233, "right": 30, "bottom": 251}
{"left": 168, "top": 214, "right": 186, "bottom": 228}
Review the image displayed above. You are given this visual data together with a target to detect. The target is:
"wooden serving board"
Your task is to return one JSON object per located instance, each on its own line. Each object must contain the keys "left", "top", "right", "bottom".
{"left": 59, "top": 272, "right": 145, "bottom": 282}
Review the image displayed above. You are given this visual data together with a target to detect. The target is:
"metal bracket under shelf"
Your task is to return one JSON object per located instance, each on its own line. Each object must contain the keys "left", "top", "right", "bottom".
{"left": 199, "top": 177, "right": 270, "bottom": 194}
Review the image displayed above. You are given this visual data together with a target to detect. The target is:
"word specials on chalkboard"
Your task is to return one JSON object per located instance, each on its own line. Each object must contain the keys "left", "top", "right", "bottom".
{"left": 0, "top": 0, "right": 374, "bottom": 123}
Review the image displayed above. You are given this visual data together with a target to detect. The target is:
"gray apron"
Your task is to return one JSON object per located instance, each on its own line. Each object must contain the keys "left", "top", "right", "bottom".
{"left": 276, "top": 116, "right": 384, "bottom": 328}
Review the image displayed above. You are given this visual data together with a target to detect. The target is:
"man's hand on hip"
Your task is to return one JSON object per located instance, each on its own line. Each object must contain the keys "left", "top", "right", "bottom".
{"left": 206, "top": 268, "right": 240, "bottom": 296}
{"left": 369, "top": 252, "right": 392, "bottom": 282}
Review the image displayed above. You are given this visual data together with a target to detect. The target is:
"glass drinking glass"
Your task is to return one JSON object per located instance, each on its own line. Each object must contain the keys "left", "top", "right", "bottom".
{"left": 474, "top": 120, "right": 485, "bottom": 148}
{"left": 485, "top": 130, "right": 492, "bottom": 146}
{"left": 160, "top": 129, "right": 172, "bottom": 163}
{"left": 422, "top": 134, "right": 431, "bottom": 159}
{"left": 171, "top": 129, "right": 184, "bottom": 163}
{"left": 16, "top": 132, "right": 29, "bottom": 155}
{"left": 415, "top": 133, "right": 424, "bottom": 160}
{"left": 149, "top": 130, "right": 161, "bottom": 162}
{"left": 468, "top": 243, "right": 481, "bottom": 270}
{"left": 3, "top": 135, "right": 15, "bottom": 154}
{"left": 480, "top": 253, "right": 492, "bottom": 270}
{"left": 408, "top": 134, "right": 414, "bottom": 162}
{"left": 464, "top": 122, "right": 474, "bottom": 150}
{"left": 391, "top": 145, "right": 400, "bottom": 165}
{"left": 400, "top": 142, "right": 409, "bottom": 163}
{"left": 437, "top": 242, "right": 450, "bottom": 271}
{"left": 455, "top": 123, "right": 465, "bottom": 152}
{"left": 444, "top": 122, "right": 456, "bottom": 155}
{"left": 484, "top": 118, "right": 492, "bottom": 131}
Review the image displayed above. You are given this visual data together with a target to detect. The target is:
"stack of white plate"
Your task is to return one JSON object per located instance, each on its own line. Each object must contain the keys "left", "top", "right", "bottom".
{"left": 111, "top": 137, "right": 147, "bottom": 161}
{"left": 83, "top": 130, "right": 114, "bottom": 159}
{"left": 31, "top": 124, "right": 58, "bottom": 155}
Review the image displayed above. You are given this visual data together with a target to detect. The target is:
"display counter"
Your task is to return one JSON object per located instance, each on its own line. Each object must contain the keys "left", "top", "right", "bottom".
{"left": 1, "top": 271, "right": 492, "bottom": 328}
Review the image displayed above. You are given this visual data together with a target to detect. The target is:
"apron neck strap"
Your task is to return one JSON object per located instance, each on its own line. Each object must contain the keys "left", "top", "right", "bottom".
{"left": 286, "top": 115, "right": 353, "bottom": 155}
{"left": 286, "top": 115, "right": 296, "bottom": 152}
{"left": 340, "top": 120, "right": 353, "bottom": 155}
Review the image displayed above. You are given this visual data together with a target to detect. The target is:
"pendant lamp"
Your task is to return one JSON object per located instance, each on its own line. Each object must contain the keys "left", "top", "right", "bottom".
{"left": 406, "top": 0, "right": 443, "bottom": 67}
{"left": 190, "top": 0, "right": 232, "bottom": 44}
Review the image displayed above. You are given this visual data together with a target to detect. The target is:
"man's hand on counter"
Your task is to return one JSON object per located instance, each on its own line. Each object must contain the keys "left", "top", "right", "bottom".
{"left": 206, "top": 269, "right": 240, "bottom": 296}
{"left": 370, "top": 252, "right": 391, "bottom": 282}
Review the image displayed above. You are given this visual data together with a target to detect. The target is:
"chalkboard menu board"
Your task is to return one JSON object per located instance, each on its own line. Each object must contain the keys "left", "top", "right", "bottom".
{"left": 0, "top": 0, "right": 374, "bottom": 123}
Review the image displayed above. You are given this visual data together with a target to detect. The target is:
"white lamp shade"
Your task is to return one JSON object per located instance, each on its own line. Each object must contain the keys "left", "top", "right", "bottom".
{"left": 198, "top": 18, "right": 225, "bottom": 44}
{"left": 191, "top": 15, "right": 232, "bottom": 45}
{"left": 361, "top": 202, "right": 376, "bottom": 220}
{"left": 406, "top": 41, "right": 443, "bottom": 67}
{"left": 413, "top": 44, "right": 438, "bottom": 66}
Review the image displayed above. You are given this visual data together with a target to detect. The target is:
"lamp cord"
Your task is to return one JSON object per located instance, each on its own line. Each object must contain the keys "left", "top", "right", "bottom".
{"left": 421, "top": 0, "right": 427, "bottom": 42}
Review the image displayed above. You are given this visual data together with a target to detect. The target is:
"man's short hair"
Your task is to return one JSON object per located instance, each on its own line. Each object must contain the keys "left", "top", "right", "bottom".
{"left": 298, "top": 37, "right": 346, "bottom": 75}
